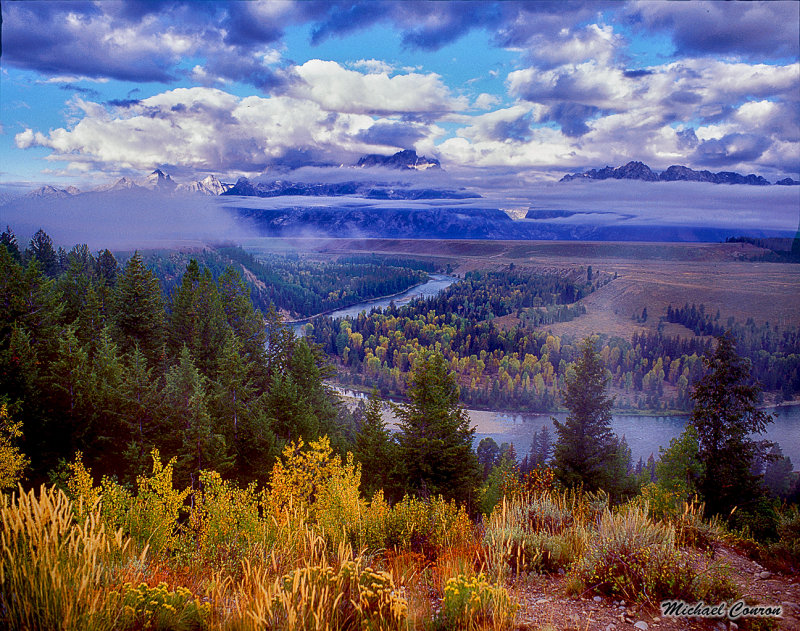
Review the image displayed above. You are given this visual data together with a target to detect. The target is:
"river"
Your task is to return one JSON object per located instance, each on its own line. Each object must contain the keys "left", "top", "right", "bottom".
{"left": 316, "top": 274, "right": 799, "bottom": 466}
{"left": 331, "top": 386, "right": 800, "bottom": 466}
{"left": 470, "top": 405, "right": 800, "bottom": 466}
{"left": 292, "top": 273, "right": 458, "bottom": 334}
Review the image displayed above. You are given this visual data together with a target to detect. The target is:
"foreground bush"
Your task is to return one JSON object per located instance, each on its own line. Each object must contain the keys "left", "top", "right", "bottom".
{"left": 105, "top": 581, "right": 210, "bottom": 630}
{"left": 438, "top": 573, "right": 516, "bottom": 631}
{"left": 483, "top": 492, "right": 590, "bottom": 577}
{"left": 230, "top": 556, "right": 407, "bottom": 631}
{"left": 568, "top": 505, "right": 736, "bottom": 604}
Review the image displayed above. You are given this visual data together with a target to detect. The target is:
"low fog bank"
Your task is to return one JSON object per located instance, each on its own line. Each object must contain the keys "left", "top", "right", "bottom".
{"left": 488, "top": 179, "right": 800, "bottom": 235}
{"left": 2, "top": 177, "right": 797, "bottom": 250}
{"left": 1, "top": 190, "right": 254, "bottom": 251}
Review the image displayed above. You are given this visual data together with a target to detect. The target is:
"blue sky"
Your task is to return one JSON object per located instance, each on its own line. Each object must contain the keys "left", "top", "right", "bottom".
{"left": 1, "top": 0, "right": 798, "bottom": 191}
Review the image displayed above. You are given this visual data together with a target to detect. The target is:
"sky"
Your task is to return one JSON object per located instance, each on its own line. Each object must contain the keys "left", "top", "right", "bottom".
{"left": 2, "top": 0, "right": 799, "bottom": 193}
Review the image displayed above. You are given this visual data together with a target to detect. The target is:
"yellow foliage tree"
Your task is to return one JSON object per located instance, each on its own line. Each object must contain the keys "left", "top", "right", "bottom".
{"left": 0, "top": 403, "right": 29, "bottom": 490}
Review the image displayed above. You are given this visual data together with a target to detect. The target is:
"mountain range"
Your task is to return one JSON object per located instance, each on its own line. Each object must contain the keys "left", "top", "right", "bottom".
{"left": 16, "top": 150, "right": 448, "bottom": 202}
{"left": 561, "top": 161, "right": 799, "bottom": 186}
{"left": 223, "top": 177, "right": 477, "bottom": 200}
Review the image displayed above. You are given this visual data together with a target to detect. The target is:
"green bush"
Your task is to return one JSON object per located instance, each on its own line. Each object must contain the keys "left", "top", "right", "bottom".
{"left": 105, "top": 582, "right": 210, "bottom": 631}
{"left": 568, "top": 506, "right": 736, "bottom": 604}
{"left": 438, "top": 573, "right": 516, "bottom": 630}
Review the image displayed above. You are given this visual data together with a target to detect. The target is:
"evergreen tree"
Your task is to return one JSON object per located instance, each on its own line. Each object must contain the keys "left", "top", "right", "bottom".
{"left": 217, "top": 266, "right": 267, "bottom": 369}
{"left": 169, "top": 261, "right": 228, "bottom": 375}
{"left": 393, "top": 351, "right": 480, "bottom": 506}
{"left": 1, "top": 227, "right": 21, "bottom": 262}
{"left": 763, "top": 444, "right": 794, "bottom": 499}
{"left": 209, "top": 330, "right": 277, "bottom": 483}
{"left": 527, "top": 424, "right": 552, "bottom": 469}
{"left": 113, "top": 252, "right": 165, "bottom": 364}
{"left": 553, "top": 337, "right": 616, "bottom": 491}
{"left": 160, "top": 346, "right": 230, "bottom": 488}
{"left": 354, "top": 389, "right": 395, "bottom": 497}
{"left": 654, "top": 426, "right": 703, "bottom": 501}
{"left": 26, "top": 229, "right": 59, "bottom": 277}
{"left": 690, "top": 333, "right": 773, "bottom": 518}
{"left": 477, "top": 437, "right": 501, "bottom": 479}
{"left": 83, "top": 327, "right": 127, "bottom": 475}
{"left": 119, "top": 346, "right": 160, "bottom": 479}
{"left": 95, "top": 249, "right": 118, "bottom": 286}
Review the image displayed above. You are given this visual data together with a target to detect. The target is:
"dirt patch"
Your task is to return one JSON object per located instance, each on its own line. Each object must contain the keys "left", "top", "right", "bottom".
{"left": 510, "top": 544, "right": 799, "bottom": 630}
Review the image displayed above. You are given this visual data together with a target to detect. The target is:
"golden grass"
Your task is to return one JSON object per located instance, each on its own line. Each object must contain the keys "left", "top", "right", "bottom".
{"left": 0, "top": 485, "right": 140, "bottom": 631}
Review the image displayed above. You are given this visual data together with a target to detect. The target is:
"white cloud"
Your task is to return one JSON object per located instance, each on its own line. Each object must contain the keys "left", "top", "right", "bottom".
{"left": 12, "top": 86, "right": 444, "bottom": 177}
{"left": 474, "top": 93, "right": 501, "bottom": 110}
{"left": 349, "top": 59, "right": 395, "bottom": 74}
{"left": 290, "top": 60, "right": 468, "bottom": 115}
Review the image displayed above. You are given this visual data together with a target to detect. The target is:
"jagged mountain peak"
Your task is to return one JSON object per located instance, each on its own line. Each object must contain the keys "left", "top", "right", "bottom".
{"left": 25, "top": 185, "right": 81, "bottom": 199}
{"left": 143, "top": 168, "right": 177, "bottom": 190}
{"left": 561, "top": 161, "right": 780, "bottom": 185}
{"left": 356, "top": 149, "right": 441, "bottom": 171}
{"left": 177, "top": 174, "right": 233, "bottom": 195}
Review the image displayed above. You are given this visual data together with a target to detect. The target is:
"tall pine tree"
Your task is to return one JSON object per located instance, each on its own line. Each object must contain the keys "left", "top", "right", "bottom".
{"left": 690, "top": 333, "right": 773, "bottom": 518}
{"left": 553, "top": 337, "right": 616, "bottom": 491}
{"left": 393, "top": 351, "right": 480, "bottom": 506}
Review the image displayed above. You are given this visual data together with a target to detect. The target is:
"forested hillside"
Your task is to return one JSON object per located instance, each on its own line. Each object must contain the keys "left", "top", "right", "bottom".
{"left": 309, "top": 269, "right": 800, "bottom": 412}
{"left": 129, "top": 246, "right": 433, "bottom": 319}
{"left": 0, "top": 228, "right": 349, "bottom": 486}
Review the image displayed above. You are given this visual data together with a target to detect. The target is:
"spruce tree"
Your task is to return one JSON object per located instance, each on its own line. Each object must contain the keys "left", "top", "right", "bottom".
{"left": 26, "top": 229, "right": 59, "bottom": 277}
{"left": 393, "top": 351, "right": 480, "bottom": 506}
{"left": 553, "top": 337, "right": 616, "bottom": 491}
{"left": 354, "top": 389, "right": 395, "bottom": 498}
{"left": 113, "top": 252, "right": 165, "bottom": 364}
{"left": 689, "top": 333, "right": 773, "bottom": 518}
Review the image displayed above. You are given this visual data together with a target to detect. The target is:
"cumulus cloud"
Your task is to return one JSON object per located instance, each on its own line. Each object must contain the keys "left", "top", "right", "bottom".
{"left": 4, "top": 1, "right": 798, "bottom": 180}
{"left": 12, "top": 86, "right": 444, "bottom": 177}
{"left": 289, "top": 60, "right": 467, "bottom": 116}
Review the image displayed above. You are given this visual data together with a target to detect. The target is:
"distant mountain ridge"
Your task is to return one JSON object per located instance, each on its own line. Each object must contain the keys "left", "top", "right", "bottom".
{"left": 223, "top": 177, "right": 477, "bottom": 200}
{"left": 356, "top": 149, "right": 440, "bottom": 170}
{"left": 561, "top": 161, "right": 798, "bottom": 185}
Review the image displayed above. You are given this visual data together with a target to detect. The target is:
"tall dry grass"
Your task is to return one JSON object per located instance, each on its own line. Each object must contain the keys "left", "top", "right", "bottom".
{"left": 0, "top": 485, "right": 140, "bottom": 631}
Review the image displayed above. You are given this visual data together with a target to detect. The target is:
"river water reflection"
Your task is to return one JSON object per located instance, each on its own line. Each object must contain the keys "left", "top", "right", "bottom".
{"left": 333, "top": 385, "right": 800, "bottom": 467}
{"left": 472, "top": 405, "right": 800, "bottom": 466}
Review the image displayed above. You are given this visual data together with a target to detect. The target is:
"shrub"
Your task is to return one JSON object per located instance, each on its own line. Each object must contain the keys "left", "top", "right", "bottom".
{"left": 568, "top": 505, "right": 735, "bottom": 604}
{"left": 188, "top": 470, "right": 266, "bottom": 569}
{"left": 438, "top": 573, "right": 516, "bottom": 630}
{"left": 766, "top": 504, "right": 800, "bottom": 573}
{"left": 384, "top": 495, "right": 472, "bottom": 556}
{"left": 483, "top": 493, "right": 588, "bottom": 578}
{"left": 105, "top": 581, "right": 210, "bottom": 630}
{"left": 111, "top": 450, "right": 191, "bottom": 557}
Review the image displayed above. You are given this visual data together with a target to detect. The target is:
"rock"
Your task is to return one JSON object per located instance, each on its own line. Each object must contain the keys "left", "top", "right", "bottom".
{"left": 759, "top": 571, "right": 771, "bottom": 579}
{"left": 633, "top": 622, "right": 648, "bottom": 631}
{"left": 594, "top": 596, "right": 603, "bottom": 602}
{"left": 729, "top": 623, "right": 739, "bottom": 630}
